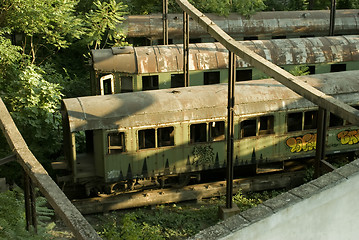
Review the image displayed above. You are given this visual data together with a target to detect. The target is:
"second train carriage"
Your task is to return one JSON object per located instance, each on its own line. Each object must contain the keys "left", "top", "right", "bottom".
{"left": 123, "top": 9, "right": 359, "bottom": 45}
{"left": 91, "top": 35, "right": 359, "bottom": 95}
{"left": 60, "top": 71, "right": 359, "bottom": 193}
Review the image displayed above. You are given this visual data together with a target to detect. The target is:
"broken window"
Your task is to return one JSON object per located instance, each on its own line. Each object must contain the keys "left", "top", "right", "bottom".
{"left": 329, "top": 113, "right": 344, "bottom": 128}
{"left": 272, "top": 36, "right": 286, "bottom": 39}
{"left": 243, "top": 36, "right": 258, "bottom": 40}
{"left": 236, "top": 69, "right": 252, "bottom": 81}
{"left": 158, "top": 127, "right": 175, "bottom": 147}
{"left": 209, "top": 121, "right": 225, "bottom": 141}
{"left": 240, "top": 119, "right": 256, "bottom": 138}
{"left": 304, "top": 111, "right": 318, "bottom": 130}
{"left": 204, "top": 71, "right": 220, "bottom": 85}
{"left": 190, "top": 123, "right": 207, "bottom": 143}
{"left": 259, "top": 116, "right": 274, "bottom": 135}
{"left": 287, "top": 112, "right": 303, "bottom": 132}
{"left": 138, "top": 129, "right": 155, "bottom": 149}
{"left": 171, "top": 74, "right": 185, "bottom": 88}
{"left": 120, "top": 76, "right": 133, "bottom": 93}
{"left": 100, "top": 74, "right": 114, "bottom": 95}
{"left": 307, "top": 65, "right": 316, "bottom": 75}
{"left": 330, "top": 64, "right": 346, "bottom": 73}
{"left": 108, "top": 132, "right": 125, "bottom": 154}
{"left": 142, "top": 75, "right": 159, "bottom": 91}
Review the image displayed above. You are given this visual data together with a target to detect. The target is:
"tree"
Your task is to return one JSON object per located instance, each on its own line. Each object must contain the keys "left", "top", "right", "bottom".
{"left": 0, "top": 0, "right": 84, "bottom": 64}
{"left": 84, "top": 0, "right": 128, "bottom": 49}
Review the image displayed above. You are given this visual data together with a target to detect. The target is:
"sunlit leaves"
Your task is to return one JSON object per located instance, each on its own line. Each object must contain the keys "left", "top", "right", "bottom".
{"left": 85, "top": 0, "right": 128, "bottom": 49}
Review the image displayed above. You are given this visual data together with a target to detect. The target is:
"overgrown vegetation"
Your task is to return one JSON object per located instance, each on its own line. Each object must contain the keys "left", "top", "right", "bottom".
{"left": 96, "top": 189, "right": 282, "bottom": 239}
{"left": 0, "top": 188, "right": 54, "bottom": 239}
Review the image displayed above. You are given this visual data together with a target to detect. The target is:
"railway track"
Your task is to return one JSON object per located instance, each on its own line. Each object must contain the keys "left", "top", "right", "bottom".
{"left": 72, "top": 170, "right": 306, "bottom": 215}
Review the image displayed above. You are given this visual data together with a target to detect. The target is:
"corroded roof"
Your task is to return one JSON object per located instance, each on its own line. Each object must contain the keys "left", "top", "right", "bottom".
{"left": 62, "top": 71, "right": 359, "bottom": 132}
{"left": 123, "top": 10, "right": 359, "bottom": 39}
{"left": 91, "top": 35, "right": 359, "bottom": 74}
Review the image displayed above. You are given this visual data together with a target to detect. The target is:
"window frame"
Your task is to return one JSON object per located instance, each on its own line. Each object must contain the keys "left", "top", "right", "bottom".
{"left": 107, "top": 131, "right": 125, "bottom": 155}
{"left": 137, "top": 126, "right": 175, "bottom": 150}
{"left": 189, "top": 120, "right": 226, "bottom": 144}
{"left": 240, "top": 115, "right": 275, "bottom": 139}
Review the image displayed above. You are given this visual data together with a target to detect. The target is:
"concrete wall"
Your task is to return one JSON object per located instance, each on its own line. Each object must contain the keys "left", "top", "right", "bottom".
{"left": 190, "top": 159, "right": 359, "bottom": 240}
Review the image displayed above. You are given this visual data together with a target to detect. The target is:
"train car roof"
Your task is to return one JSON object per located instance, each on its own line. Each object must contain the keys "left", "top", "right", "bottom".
{"left": 91, "top": 35, "right": 359, "bottom": 74}
{"left": 62, "top": 71, "right": 359, "bottom": 132}
{"left": 123, "top": 10, "right": 359, "bottom": 39}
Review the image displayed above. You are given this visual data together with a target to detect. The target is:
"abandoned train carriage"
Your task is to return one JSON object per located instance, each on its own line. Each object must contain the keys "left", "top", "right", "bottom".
{"left": 60, "top": 71, "right": 359, "bottom": 192}
{"left": 91, "top": 35, "right": 359, "bottom": 95}
{"left": 123, "top": 9, "right": 359, "bottom": 45}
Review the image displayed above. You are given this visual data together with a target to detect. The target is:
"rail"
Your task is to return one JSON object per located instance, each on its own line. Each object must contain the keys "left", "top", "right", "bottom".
{"left": 0, "top": 98, "right": 101, "bottom": 239}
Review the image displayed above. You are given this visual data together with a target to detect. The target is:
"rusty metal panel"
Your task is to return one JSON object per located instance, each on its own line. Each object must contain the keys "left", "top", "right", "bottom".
{"left": 344, "top": 35, "right": 359, "bottom": 61}
{"left": 195, "top": 43, "right": 219, "bottom": 70}
{"left": 91, "top": 48, "right": 136, "bottom": 73}
{"left": 63, "top": 71, "right": 359, "bottom": 133}
{"left": 135, "top": 46, "right": 158, "bottom": 74}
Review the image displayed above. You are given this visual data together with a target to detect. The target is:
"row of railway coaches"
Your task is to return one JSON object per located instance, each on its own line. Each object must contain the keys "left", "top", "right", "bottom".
{"left": 90, "top": 35, "right": 359, "bottom": 96}
{"left": 59, "top": 71, "right": 359, "bottom": 194}
{"left": 122, "top": 9, "right": 359, "bottom": 45}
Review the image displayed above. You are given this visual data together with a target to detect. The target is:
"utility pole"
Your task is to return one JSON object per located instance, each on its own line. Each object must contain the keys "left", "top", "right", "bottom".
{"left": 329, "top": 0, "right": 336, "bottom": 36}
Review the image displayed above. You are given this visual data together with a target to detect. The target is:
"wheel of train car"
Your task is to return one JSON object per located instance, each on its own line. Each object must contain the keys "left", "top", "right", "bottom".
{"left": 172, "top": 173, "right": 191, "bottom": 188}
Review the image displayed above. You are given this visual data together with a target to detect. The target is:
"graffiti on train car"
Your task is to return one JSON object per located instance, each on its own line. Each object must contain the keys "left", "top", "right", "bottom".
{"left": 192, "top": 145, "right": 215, "bottom": 166}
{"left": 286, "top": 133, "right": 317, "bottom": 153}
{"left": 337, "top": 130, "right": 359, "bottom": 145}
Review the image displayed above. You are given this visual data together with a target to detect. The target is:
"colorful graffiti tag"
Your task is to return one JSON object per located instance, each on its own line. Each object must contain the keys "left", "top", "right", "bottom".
{"left": 337, "top": 130, "right": 359, "bottom": 145}
{"left": 286, "top": 133, "right": 317, "bottom": 153}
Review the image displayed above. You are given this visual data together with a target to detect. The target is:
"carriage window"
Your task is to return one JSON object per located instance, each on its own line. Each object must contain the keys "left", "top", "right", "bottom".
{"left": 241, "top": 119, "right": 256, "bottom": 138}
{"left": 329, "top": 113, "right": 344, "bottom": 127}
{"left": 171, "top": 74, "right": 185, "bottom": 88}
{"left": 204, "top": 71, "right": 220, "bottom": 85}
{"left": 142, "top": 75, "right": 159, "bottom": 91}
{"left": 272, "top": 36, "right": 286, "bottom": 39}
{"left": 139, "top": 129, "right": 155, "bottom": 149}
{"left": 330, "top": 64, "right": 346, "bottom": 73}
{"left": 190, "top": 123, "right": 207, "bottom": 143}
{"left": 120, "top": 76, "right": 133, "bottom": 93}
{"left": 287, "top": 112, "right": 302, "bottom": 132}
{"left": 108, "top": 132, "right": 125, "bottom": 154}
{"left": 158, "top": 127, "right": 175, "bottom": 147}
{"left": 307, "top": 66, "right": 316, "bottom": 75}
{"left": 304, "top": 111, "right": 318, "bottom": 130}
{"left": 236, "top": 69, "right": 252, "bottom": 81}
{"left": 209, "top": 121, "right": 225, "bottom": 141}
{"left": 244, "top": 36, "right": 258, "bottom": 40}
{"left": 100, "top": 74, "right": 114, "bottom": 95}
{"left": 259, "top": 116, "right": 274, "bottom": 135}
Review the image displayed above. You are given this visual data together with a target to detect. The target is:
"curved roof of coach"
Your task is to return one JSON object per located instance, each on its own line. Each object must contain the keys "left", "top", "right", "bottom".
{"left": 91, "top": 35, "right": 359, "bottom": 74}
{"left": 63, "top": 71, "right": 359, "bottom": 132}
{"left": 123, "top": 9, "right": 359, "bottom": 39}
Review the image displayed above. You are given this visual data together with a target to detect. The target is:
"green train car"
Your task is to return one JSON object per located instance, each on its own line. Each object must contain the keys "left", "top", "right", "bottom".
{"left": 59, "top": 71, "right": 359, "bottom": 194}
{"left": 90, "top": 35, "right": 359, "bottom": 95}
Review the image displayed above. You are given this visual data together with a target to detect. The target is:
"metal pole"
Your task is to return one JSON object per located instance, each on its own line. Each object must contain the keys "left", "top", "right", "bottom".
{"left": 314, "top": 107, "right": 328, "bottom": 178}
{"left": 226, "top": 51, "right": 236, "bottom": 209}
{"left": 183, "top": 11, "right": 189, "bottom": 87}
{"left": 24, "top": 172, "right": 37, "bottom": 233}
{"left": 162, "top": 0, "right": 169, "bottom": 45}
{"left": 329, "top": 0, "right": 336, "bottom": 36}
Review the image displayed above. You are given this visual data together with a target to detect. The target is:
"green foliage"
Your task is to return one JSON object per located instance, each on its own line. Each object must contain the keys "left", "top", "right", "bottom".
{"left": 1, "top": 0, "right": 84, "bottom": 63}
{"left": 98, "top": 204, "right": 219, "bottom": 239}
{"left": 0, "top": 188, "right": 54, "bottom": 239}
{"left": 233, "top": 189, "right": 282, "bottom": 211}
{"left": 232, "top": 0, "right": 266, "bottom": 17}
{"left": 85, "top": 0, "right": 128, "bottom": 49}
{"left": 264, "top": 0, "right": 307, "bottom": 11}
{"left": 289, "top": 65, "right": 310, "bottom": 76}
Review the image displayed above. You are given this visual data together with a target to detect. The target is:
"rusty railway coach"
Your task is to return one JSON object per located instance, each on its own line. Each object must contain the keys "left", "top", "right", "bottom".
{"left": 59, "top": 71, "right": 359, "bottom": 194}
{"left": 91, "top": 35, "right": 359, "bottom": 96}
{"left": 123, "top": 9, "right": 359, "bottom": 45}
